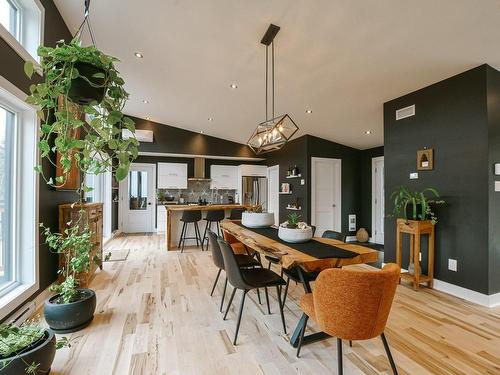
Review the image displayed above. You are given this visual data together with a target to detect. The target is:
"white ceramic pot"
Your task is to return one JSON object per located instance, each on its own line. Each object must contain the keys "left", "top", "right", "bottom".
{"left": 278, "top": 226, "right": 313, "bottom": 243}
{"left": 241, "top": 212, "right": 275, "bottom": 228}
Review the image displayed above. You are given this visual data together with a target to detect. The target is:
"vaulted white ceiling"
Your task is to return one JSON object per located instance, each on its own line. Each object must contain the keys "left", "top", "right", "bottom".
{"left": 54, "top": 0, "right": 500, "bottom": 149}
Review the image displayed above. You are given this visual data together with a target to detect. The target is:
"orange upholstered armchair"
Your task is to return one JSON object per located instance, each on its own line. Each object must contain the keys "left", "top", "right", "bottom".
{"left": 298, "top": 263, "right": 400, "bottom": 375}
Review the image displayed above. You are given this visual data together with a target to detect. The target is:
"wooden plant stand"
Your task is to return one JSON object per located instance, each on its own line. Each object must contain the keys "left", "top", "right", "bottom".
{"left": 396, "top": 219, "right": 435, "bottom": 290}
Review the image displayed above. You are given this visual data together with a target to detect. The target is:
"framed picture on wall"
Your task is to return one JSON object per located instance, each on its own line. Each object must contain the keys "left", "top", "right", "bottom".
{"left": 417, "top": 148, "right": 434, "bottom": 171}
{"left": 281, "top": 183, "right": 290, "bottom": 193}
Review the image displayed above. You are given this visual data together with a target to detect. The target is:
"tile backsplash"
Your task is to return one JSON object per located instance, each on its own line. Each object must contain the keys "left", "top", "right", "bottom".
{"left": 157, "top": 180, "right": 236, "bottom": 204}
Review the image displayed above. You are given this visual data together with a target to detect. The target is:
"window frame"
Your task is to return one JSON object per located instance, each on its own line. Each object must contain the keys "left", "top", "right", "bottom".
{"left": 0, "top": 0, "right": 44, "bottom": 72}
{"left": 0, "top": 75, "right": 39, "bottom": 320}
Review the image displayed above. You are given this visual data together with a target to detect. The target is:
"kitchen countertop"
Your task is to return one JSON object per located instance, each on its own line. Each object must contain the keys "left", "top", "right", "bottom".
{"left": 165, "top": 204, "right": 247, "bottom": 211}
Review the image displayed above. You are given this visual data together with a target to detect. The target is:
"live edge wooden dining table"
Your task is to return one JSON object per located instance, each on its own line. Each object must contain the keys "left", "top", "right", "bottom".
{"left": 220, "top": 220, "right": 379, "bottom": 348}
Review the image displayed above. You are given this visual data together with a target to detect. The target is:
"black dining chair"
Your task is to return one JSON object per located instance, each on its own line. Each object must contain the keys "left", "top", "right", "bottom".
{"left": 227, "top": 207, "right": 246, "bottom": 220}
{"left": 281, "top": 229, "right": 346, "bottom": 305}
{"left": 178, "top": 210, "right": 202, "bottom": 252}
{"left": 208, "top": 230, "right": 260, "bottom": 312}
{"left": 218, "top": 238, "right": 287, "bottom": 345}
{"left": 201, "top": 209, "right": 225, "bottom": 250}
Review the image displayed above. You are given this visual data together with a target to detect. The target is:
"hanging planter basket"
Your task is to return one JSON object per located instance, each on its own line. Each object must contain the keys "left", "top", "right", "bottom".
{"left": 68, "top": 61, "right": 107, "bottom": 105}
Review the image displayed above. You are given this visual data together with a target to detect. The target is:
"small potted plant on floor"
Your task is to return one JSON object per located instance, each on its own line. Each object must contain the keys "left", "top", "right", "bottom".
{"left": 278, "top": 213, "right": 313, "bottom": 243}
{"left": 0, "top": 320, "right": 67, "bottom": 374}
{"left": 241, "top": 204, "right": 275, "bottom": 228}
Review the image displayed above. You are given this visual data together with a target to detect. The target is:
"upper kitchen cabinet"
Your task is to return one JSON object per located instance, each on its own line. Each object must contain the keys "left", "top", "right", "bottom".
{"left": 210, "top": 165, "right": 238, "bottom": 190}
{"left": 158, "top": 162, "right": 188, "bottom": 189}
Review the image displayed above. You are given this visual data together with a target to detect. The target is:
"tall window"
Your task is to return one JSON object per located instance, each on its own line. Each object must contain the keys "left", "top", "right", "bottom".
{"left": 0, "top": 106, "right": 15, "bottom": 291}
{"left": 0, "top": 78, "right": 38, "bottom": 319}
{"left": 0, "top": 0, "right": 19, "bottom": 39}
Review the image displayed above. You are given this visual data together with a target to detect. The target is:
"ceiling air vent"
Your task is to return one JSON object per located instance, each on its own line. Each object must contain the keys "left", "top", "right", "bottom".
{"left": 395, "top": 105, "right": 415, "bottom": 120}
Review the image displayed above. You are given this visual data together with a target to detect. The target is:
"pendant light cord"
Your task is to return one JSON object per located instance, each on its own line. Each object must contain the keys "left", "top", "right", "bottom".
{"left": 272, "top": 41, "right": 275, "bottom": 119}
{"left": 265, "top": 45, "right": 268, "bottom": 122}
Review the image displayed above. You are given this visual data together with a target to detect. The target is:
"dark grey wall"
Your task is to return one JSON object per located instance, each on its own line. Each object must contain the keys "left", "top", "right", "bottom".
{"left": 359, "top": 146, "right": 384, "bottom": 236}
{"left": 0, "top": 0, "right": 74, "bottom": 306}
{"left": 384, "top": 65, "right": 492, "bottom": 294}
{"left": 132, "top": 116, "right": 256, "bottom": 158}
{"left": 487, "top": 66, "right": 500, "bottom": 294}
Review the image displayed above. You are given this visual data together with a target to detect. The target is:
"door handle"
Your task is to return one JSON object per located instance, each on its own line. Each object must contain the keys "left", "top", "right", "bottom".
{"left": 332, "top": 204, "right": 336, "bottom": 207}
{"left": 147, "top": 202, "right": 152, "bottom": 205}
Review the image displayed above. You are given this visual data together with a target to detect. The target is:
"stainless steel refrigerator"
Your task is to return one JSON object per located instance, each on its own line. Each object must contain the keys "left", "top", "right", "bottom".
{"left": 241, "top": 176, "right": 268, "bottom": 210}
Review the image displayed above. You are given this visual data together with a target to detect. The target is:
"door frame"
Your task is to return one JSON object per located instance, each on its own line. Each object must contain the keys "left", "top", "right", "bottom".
{"left": 371, "top": 156, "right": 384, "bottom": 244}
{"left": 267, "top": 165, "right": 279, "bottom": 226}
{"left": 311, "top": 157, "right": 342, "bottom": 233}
{"left": 118, "top": 162, "right": 156, "bottom": 233}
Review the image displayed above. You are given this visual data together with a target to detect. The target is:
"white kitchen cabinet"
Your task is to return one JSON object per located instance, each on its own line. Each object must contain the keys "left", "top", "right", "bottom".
{"left": 157, "top": 205, "right": 166, "bottom": 232}
{"left": 210, "top": 165, "right": 238, "bottom": 190}
{"left": 238, "top": 164, "right": 268, "bottom": 177}
{"left": 157, "top": 162, "right": 188, "bottom": 189}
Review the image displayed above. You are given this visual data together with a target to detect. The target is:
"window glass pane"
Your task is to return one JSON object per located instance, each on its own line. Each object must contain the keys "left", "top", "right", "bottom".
{"left": 129, "top": 170, "right": 148, "bottom": 210}
{"left": 0, "top": 105, "right": 14, "bottom": 288}
{"left": 0, "top": 0, "right": 18, "bottom": 39}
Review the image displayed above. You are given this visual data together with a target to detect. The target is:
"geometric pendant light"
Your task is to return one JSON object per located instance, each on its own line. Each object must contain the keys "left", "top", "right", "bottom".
{"left": 247, "top": 24, "right": 299, "bottom": 154}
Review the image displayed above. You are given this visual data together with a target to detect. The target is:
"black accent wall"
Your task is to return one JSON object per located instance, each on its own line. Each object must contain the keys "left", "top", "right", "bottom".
{"left": 384, "top": 64, "right": 500, "bottom": 295}
{"left": 0, "top": 0, "right": 74, "bottom": 304}
{"left": 359, "top": 146, "right": 384, "bottom": 236}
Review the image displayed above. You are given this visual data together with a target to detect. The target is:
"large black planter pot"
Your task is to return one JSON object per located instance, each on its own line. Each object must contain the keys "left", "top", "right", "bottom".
{"left": 44, "top": 288, "right": 96, "bottom": 334}
{"left": 0, "top": 329, "right": 56, "bottom": 375}
{"left": 68, "top": 62, "right": 106, "bottom": 105}
{"left": 405, "top": 204, "right": 423, "bottom": 221}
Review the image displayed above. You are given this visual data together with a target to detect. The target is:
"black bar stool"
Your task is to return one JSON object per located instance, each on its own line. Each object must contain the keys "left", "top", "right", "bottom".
{"left": 227, "top": 207, "right": 246, "bottom": 220}
{"left": 178, "top": 210, "right": 202, "bottom": 252}
{"left": 201, "top": 209, "right": 225, "bottom": 250}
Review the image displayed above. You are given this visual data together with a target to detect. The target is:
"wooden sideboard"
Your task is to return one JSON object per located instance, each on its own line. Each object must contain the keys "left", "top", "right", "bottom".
{"left": 58, "top": 202, "right": 103, "bottom": 287}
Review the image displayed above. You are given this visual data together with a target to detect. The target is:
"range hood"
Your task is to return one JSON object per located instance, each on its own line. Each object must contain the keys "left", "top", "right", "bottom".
{"left": 188, "top": 157, "right": 211, "bottom": 181}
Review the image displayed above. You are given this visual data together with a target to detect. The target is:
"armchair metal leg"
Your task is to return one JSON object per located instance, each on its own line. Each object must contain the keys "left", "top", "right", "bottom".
{"left": 296, "top": 315, "right": 309, "bottom": 357}
{"left": 337, "top": 338, "right": 343, "bottom": 375}
{"left": 220, "top": 277, "right": 228, "bottom": 312}
{"left": 210, "top": 269, "right": 221, "bottom": 296}
{"left": 282, "top": 278, "right": 290, "bottom": 306}
{"left": 381, "top": 333, "right": 398, "bottom": 375}
{"left": 233, "top": 290, "right": 248, "bottom": 345}
{"left": 256, "top": 288, "right": 262, "bottom": 304}
{"left": 276, "top": 285, "right": 286, "bottom": 334}
{"left": 264, "top": 287, "right": 271, "bottom": 314}
{"left": 223, "top": 287, "right": 236, "bottom": 320}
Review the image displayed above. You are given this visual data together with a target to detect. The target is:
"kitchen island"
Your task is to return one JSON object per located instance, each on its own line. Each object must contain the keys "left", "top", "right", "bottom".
{"left": 165, "top": 204, "right": 247, "bottom": 250}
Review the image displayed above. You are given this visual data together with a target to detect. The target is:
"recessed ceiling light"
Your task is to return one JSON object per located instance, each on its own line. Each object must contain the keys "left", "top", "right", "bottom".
{"left": 208, "top": 117, "right": 214, "bottom": 122}
{"left": 230, "top": 83, "right": 238, "bottom": 89}
{"left": 146, "top": 116, "right": 151, "bottom": 120}
{"left": 142, "top": 99, "right": 149, "bottom": 104}
{"left": 134, "top": 52, "right": 144, "bottom": 58}
{"left": 200, "top": 130, "right": 204, "bottom": 134}
{"left": 365, "top": 130, "right": 372, "bottom": 135}
{"left": 305, "top": 109, "right": 312, "bottom": 114}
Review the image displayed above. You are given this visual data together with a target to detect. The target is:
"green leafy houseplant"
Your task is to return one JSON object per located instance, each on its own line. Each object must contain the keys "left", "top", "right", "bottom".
{"left": 390, "top": 186, "right": 445, "bottom": 224}
{"left": 24, "top": 38, "right": 138, "bottom": 306}
{"left": 286, "top": 213, "right": 301, "bottom": 228}
{"left": 0, "top": 320, "right": 68, "bottom": 374}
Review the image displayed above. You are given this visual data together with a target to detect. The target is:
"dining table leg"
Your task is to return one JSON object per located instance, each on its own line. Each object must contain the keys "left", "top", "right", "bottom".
{"left": 290, "top": 267, "right": 330, "bottom": 348}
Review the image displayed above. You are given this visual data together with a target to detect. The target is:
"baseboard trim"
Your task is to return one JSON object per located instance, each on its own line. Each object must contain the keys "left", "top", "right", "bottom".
{"left": 433, "top": 279, "right": 500, "bottom": 308}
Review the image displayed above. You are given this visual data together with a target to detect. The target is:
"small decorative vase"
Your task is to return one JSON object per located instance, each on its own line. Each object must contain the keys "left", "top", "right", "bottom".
{"left": 356, "top": 228, "right": 369, "bottom": 242}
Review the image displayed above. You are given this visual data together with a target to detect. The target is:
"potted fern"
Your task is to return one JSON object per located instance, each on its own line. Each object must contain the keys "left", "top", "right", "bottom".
{"left": 24, "top": 38, "right": 138, "bottom": 333}
{"left": 278, "top": 213, "right": 313, "bottom": 243}
{"left": 0, "top": 321, "right": 67, "bottom": 374}
{"left": 241, "top": 204, "right": 275, "bottom": 228}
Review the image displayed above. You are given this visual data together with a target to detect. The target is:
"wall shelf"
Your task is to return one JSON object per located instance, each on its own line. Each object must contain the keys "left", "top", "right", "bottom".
{"left": 286, "top": 206, "right": 301, "bottom": 211}
{"left": 279, "top": 191, "right": 293, "bottom": 195}
{"left": 286, "top": 174, "right": 301, "bottom": 179}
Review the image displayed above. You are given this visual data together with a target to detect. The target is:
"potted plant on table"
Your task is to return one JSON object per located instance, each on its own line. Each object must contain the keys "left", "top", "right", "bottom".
{"left": 241, "top": 204, "right": 275, "bottom": 228}
{"left": 0, "top": 320, "right": 68, "bottom": 374}
{"left": 278, "top": 213, "right": 313, "bottom": 243}
{"left": 24, "top": 36, "right": 138, "bottom": 333}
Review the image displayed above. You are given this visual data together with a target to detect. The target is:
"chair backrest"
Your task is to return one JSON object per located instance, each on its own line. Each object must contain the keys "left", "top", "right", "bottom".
{"left": 312, "top": 264, "right": 400, "bottom": 340}
{"left": 217, "top": 239, "right": 248, "bottom": 290}
{"left": 228, "top": 208, "right": 246, "bottom": 220}
{"left": 208, "top": 230, "right": 224, "bottom": 270}
{"left": 206, "top": 209, "right": 225, "bottom": 222}
{"left": 322, "top": 230, "right": 346, "bottom": 242}
{"left": 181, "top": 210, "right": 202, "bottom": 222}
{"left": 310, "top": 225, "right": 317, "bottom": 237}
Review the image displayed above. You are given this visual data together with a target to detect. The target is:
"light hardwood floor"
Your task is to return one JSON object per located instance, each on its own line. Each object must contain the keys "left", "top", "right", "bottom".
{"left": 51, "top": 234, "right": 500, "bottom": 375}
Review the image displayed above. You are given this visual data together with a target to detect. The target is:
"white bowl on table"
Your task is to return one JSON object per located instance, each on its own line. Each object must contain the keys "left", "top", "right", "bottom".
{"left": 241, "top": 212, "right": 275, "bottom": 228}
{"left": 278, "top": 226, "right": 313, "bottom": 243}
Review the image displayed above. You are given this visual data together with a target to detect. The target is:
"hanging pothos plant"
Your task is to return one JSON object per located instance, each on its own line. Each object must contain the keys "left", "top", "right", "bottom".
{"left": 24, "top": 37, "right": 139, "bottom": 304}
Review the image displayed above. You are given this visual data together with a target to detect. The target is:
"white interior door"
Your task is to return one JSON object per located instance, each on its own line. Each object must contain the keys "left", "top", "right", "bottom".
{"left": 372, "top": 156, "right": 385, "bottom": 244}
{"left": 267, "top": 165, "right": 279, "bottom": 226}
{"left": 311, "top": 157, "right": 341, "bottom": 237}
{"left": 119, "top": 163, "right": 156, "bottom": 233}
